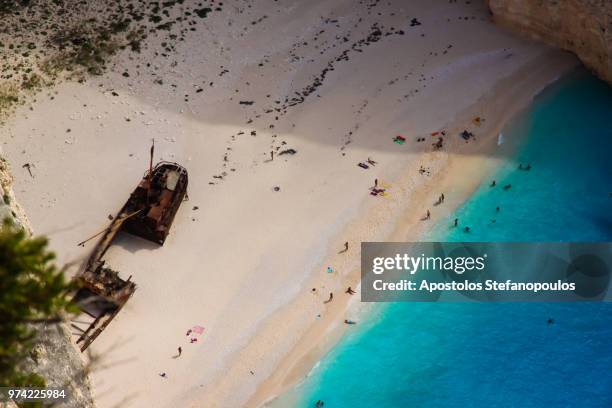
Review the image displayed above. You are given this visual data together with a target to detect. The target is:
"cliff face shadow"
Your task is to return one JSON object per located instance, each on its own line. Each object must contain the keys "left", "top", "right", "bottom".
{"left": 77, "top": 0, "right": 565, "bottom": 160}
{"left": 4, "top": 0, "right": 581, "bottom": 165}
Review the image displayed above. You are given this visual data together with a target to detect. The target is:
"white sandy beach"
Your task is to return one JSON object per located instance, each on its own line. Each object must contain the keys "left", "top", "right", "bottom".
{"left": 1, "top": 0, "right": 577, "bottom": 407}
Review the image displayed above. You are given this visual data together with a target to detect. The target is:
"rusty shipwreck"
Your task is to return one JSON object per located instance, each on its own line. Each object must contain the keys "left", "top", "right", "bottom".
{"left": 72, "top": 145, "right": 188, "bottom": 351}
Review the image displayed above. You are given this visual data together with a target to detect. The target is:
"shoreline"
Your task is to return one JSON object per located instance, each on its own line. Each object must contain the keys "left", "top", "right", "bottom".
{"left": 1, "top": 1, "right": 581, "bottom": 406}
{"left": 248, "top": 51, "right": 577, "bottom": 408}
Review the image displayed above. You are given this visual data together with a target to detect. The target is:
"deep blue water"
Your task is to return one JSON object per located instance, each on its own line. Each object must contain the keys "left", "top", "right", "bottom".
{"left": 270, "top": 69, "right": 612, "bottom": 407}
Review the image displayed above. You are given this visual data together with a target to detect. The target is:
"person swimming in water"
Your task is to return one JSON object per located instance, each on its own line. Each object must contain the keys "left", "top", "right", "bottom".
{"left": 454, "top": 218, "right": 458, "bottom": 227}
{"left": 490, "top": 180, "right": 496, "bottom": 187}
{"left": 464, "top": 226, "right": 470, "bottom": 233}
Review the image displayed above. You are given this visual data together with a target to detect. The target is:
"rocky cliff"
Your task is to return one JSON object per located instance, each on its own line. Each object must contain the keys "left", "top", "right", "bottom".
{"left": 487, "top": 0, "right": 611, "bottom": 85}
{"left": 1, "top": 153, "right": 95, "bottom": 408}
{"left": 0, "top": 152, "right": 30, "bottom": 233}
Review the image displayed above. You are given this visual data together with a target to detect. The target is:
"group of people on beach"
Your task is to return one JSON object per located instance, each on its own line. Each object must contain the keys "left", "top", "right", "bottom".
{"left": 306, "top": 158, "right": 540, "bottom": 391}
{"left": 159, "top": 328, "right": 205, "bottom": 378}
{"left": 311, "top": 242, "right": 361, "bottom": 331}
{"left": 370, "top": 178, "right": 386, "bottom": 196}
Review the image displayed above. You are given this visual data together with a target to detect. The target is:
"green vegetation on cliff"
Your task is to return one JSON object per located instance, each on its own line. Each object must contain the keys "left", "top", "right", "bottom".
{"left": 0, "top": 220, "right": 74, "bottom": 394}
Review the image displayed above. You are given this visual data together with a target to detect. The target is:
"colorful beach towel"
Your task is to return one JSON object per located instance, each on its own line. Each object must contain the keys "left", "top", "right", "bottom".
{"left": 393, "top": 135, "right": 406, "bottom": 145}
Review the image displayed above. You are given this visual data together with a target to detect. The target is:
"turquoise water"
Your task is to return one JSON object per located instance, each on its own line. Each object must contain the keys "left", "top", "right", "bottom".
{"left": 430, "top": 68, "right": 612, "bottom": 242}
{"left": 270, "top": 69, "right": 612, "bottom": 407}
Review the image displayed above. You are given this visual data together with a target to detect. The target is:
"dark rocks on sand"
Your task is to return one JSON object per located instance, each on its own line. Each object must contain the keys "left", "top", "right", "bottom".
{"left": 460, "top": 130, "right": 474, "bottom": 140}
{"left": 194, "top": 7, "right": 212, "bottom": 19}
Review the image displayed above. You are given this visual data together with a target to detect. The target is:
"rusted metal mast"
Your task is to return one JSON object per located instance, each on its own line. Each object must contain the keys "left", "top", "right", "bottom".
{"left": 147, "top": 139, "right": 155, "bottom": 204}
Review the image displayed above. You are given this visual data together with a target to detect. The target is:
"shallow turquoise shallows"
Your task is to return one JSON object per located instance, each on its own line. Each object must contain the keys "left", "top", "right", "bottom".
{"left": 269, "top": 69, "right": 612, "bottom": 408}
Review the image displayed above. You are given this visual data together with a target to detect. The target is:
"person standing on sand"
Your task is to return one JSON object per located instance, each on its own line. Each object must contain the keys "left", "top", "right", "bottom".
{"left": 374, "top": 178, "right": 378, "bottom": 188}
{"left": 178, "top": 346, "right": 182, "bottom": 357}
{"left": 324, "top": 292, "right": 334, "bottom": 304}
{"left": 346, "top": 287, "right": 356, "bottom": 295}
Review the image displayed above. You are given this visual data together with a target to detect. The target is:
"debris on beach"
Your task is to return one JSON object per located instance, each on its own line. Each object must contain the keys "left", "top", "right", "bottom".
{"left": 460, "top": 130, "right": 474, "bottom": 141}
{"left": 370, "top": 188, "right": 387, "bottom": 197}
{"left": 393, "top": 135, "right": 407, "bottom": 145}
{"left": 472, "top": 116, "right": 484, "bottom": 126}
{"left": 22, "top": 163, "right": 33, "bottom": 178}
{"left": 278, "top": 148, "right": 297, "bottom": 156}
{"left": 186, "top": 325, "right": 205, "bottom": 341}
{"left": 410, "top": 18, "right": 422, "bottom": 27}
{"left": 432, "top": 137, "right": 444, "bottom": 150}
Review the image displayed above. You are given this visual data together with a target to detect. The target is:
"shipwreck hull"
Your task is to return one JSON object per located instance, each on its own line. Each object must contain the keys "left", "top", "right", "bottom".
{"left": 72, "top": 161, "right": 188, "bottom": 351}
{"left": 121, "top": 162, "right": 188, "bottom": 245}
